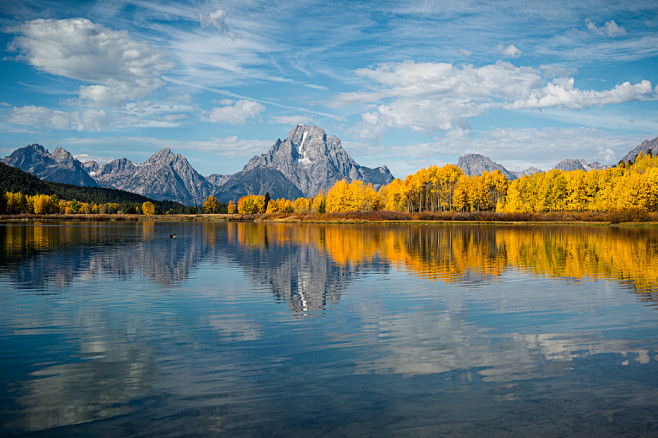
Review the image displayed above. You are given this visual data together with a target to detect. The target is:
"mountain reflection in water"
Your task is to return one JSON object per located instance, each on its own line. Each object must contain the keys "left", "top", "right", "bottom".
{"left": 2, "top": 222, "right": 658, "bottom": 302}
{"left": 2, "top": 222, "right": 658, "bottom": 436}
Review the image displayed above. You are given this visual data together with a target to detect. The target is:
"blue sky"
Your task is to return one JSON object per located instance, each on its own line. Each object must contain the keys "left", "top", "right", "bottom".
{"left": 1, "top": 0, "right": 657, "bottom": 178}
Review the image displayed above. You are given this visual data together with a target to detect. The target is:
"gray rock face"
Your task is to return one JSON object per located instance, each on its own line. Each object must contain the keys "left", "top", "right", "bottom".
{"left": 620, "top": 136, "right": 658, "bottom": 163}
{"left": 553, "top": 159, "right": 609, "bottom": 172}
{"left": 513, "top": 167, "right": 542, "bottom": 178}
{"left": 82, "top": 160, "right": 100, "bottom": 174}
{"left": 457, "top": 153, "right": 517, "bottom": 180}
{"left": 216, "top": 167, "right": 303, "bottom": 203}
{"left": 3, "top": 144, "right": 97, "bottom": 187}
{"left": 91, "top": 149, "right": 214, "bottom": 206}
{"left": 206, "top": 173, "right": 231, "bottom": 187}
{"left": 91, "top": 158, "right": 138, "bottom": 187}
{"left": 554, "top": 158, "right": 589, "bottom": 171}
{"left": 230, "top": 125, "right": 394, "bottom": 199}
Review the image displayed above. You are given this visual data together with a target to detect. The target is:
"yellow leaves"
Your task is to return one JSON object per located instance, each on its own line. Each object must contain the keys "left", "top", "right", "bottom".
{"left": 237, "top": 195, "right": 266, "bottom": 214}
{"left": 379, "top": 178, "right": 406, "bottom": 212}
{"left": 294, "top": 197, "right": 311, "bottom": 213}
{"left": 203, "top": 195, "right": 218, "bottom": 213}
{"left": 266, "top": 198, "right": 294, "bottom": 213}
{"left": 226, "top": 222, "right": 658, "bottom": 293}
{"left": 227, "top": 153, "right": 658, "bottom": 216}
{"left": 142, "top": 201, "right": 155, "bottom": 215}
{"left": 31, "top": 194, "right": 58, "bottom": 214}
{"left": 325, "top": 180, "right": 350, "bottom": 212}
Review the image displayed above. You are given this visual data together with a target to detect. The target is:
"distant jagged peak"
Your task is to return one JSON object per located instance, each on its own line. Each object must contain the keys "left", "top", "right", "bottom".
{"left": 513, "top": 167, "right": 543, "bottom": 178}
{"left": 552, "top": 158, "right": 610, "bottom": 172}
{"left": 50, "top": 146, "right": 75, "bottom": 162}
{"left": 144, "top": 147, "right": 191, "bottom": 167}
{"left": 225, "top": 125, "right": 394, "bottom": 199}
{"left": 457, "top": 153, "right": 517, "bottom": 181}
{"left": 286, "top": 124, "right": 328, "bottom": 143}
{"left": 2, "top": 143, "right": 97, "bottom": 187}
{"left": 553, "top": 158, "right": 587, "bottom": 171}
{"left": 620, "top": 135, "right": 658, "bottom": 163}
{"left": 26, "top": 143, "right": 47, "bottom": 153}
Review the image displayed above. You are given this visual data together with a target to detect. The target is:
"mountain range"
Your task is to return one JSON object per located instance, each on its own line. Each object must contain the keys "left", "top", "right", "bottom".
{"left": 2, "top": 127, "right": 657, "bottom": 205}
{"left": 2, "top": 125, "right": 393, "bottom": 205}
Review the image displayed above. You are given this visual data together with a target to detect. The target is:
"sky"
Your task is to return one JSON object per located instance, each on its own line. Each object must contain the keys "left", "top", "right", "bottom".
{"left": 0, "top": 0, "right": 657, "bottom": 179}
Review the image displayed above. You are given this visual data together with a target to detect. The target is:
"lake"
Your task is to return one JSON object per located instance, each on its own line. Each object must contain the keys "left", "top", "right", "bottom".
{"left": 2, "top": 221, "right": 658, "bottom": 437}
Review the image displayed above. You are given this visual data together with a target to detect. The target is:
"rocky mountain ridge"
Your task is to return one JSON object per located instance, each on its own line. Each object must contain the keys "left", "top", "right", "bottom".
{"left": 215, "top": 125, "right": 394, "bottom": 202}
{"left": 83, "top": 148, "right": 215, "bottom": 206}
{"left": 2, "top": 144, "right": 97, "bottom": 187}
{"left": 621, "top": 136, "right": 658, "bottom": 163}
{"left": 457, "top": 154, "right": 518, "bottom": 180}
{"left": 4, "top": 132, "right": 658, "bottom": 206}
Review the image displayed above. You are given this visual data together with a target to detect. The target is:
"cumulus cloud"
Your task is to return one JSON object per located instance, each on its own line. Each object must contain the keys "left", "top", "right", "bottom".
{"left": 496, "top": 44, "right": 522, "bottom": 58}
{"left": 508, "top": 78, "right": 654, "bottom": 109}
{"left": 8, "top": 106, "right": 110, "bottom": 132}
{"left": 332, "top": 61, "right": 655, "bottom": 139}
{"left": 9, "top": 18, "right": 171, "bottom": 106}
{"left": 586, "top": 19, "right": 627, "bottom": 37}
{"left": 204, "top": 100, "right": 265, "bottom": 124}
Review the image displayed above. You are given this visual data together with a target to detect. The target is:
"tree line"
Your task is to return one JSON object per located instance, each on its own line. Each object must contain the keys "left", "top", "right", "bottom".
{"left": 226, "top": 151, "right": 658, "bottom": 216}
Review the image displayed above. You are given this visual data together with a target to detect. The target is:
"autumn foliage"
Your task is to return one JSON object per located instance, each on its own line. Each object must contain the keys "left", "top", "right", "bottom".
{"left": 249, "top": 151, "right": 658, "bottom": 219}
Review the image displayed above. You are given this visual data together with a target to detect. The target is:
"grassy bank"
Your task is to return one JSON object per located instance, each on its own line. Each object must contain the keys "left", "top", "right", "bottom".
{"left": 259, "top": 209, "right": 658, "bottom": 225}
{"left": 2, "top": 209, "right": 658, "bottom": 225}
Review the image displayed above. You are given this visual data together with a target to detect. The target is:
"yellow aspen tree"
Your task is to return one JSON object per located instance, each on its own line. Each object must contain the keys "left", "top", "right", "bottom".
{"left": 348, "top": 180, "right": 367, "bottom": 211}
{"left": 142, "top": 201, "right": 155, "bottom": 215}
{"left": 294, "top": 197, "right": 311, "bottom": 213}
{"left": 326, "top": 180, "right": 350, "bottom": 212}
{"left": 203, "top": 196, "right": 218, "bottom": 213}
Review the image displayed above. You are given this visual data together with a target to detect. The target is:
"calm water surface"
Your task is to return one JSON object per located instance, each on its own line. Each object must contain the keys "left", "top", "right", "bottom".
{"left": 2, "top": 222, "right": 658, "bottom": 437}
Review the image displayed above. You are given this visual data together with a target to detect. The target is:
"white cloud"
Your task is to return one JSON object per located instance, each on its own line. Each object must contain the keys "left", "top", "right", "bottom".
{"left": 8, "top": 106, "right": 110, "bottom": 132}
{"left": 199, "top": 9, "right": 234, "bottom": 37}
{"left": 9, "top": 18, "right": 171, "bottom": 106}
{"left": 586, "top": 19, "right": 627, "bottom": 37}
{"left": 508, "top": 78, "right": 654, "bottom": 109}
{"left": 333, "top": 61, "right": 655, "bottom": 139}
{"left": 496, "top": 44, "right": 522, "bottom": 58}
{"left": 204, "top": 100, "right": 265, "bottom": 124}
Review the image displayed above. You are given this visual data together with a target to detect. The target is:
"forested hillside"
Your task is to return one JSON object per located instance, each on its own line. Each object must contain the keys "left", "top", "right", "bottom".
{"left": 0, "top": 163, "right": 184, "bottom": 213}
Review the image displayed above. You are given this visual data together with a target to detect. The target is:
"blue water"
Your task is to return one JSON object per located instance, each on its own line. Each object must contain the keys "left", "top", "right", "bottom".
{"left": 1, "top": 222, "right": 658, "bottom": 437}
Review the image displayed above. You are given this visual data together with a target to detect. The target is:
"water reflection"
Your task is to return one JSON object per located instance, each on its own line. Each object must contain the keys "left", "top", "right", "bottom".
{"left": 15, "top": 340, "right": 155, "bottom": 431}
{"left": 3, "top": 222, "right": 658, "bottom": 436}
{"left": 224, "top": 223, "right": 388, "bottom": 312}
{"left": 2, "top": 222, "right": 658, "bottom": 303}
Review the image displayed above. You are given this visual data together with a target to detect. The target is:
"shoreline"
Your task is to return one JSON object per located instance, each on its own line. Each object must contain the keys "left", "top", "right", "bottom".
{"left": 1, "top": 211, "right": 657, "bottom": 226}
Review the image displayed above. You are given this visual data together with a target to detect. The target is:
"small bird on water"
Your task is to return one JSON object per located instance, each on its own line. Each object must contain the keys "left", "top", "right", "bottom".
{"left": 169, "top": 234, "right": 176, "bottom": 239}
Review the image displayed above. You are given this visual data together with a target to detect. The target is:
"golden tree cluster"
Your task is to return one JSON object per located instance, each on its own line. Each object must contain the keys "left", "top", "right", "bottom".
{"left": 1, "top": 192, "right": 149, "bottom": 215}
{"left": 236, "top": 151, "right": 658, "bottom": 215}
